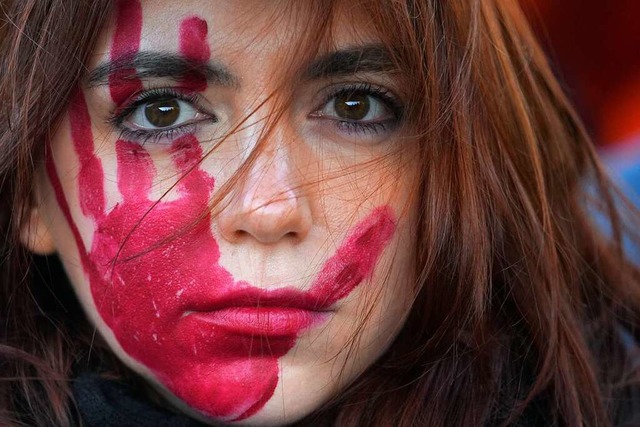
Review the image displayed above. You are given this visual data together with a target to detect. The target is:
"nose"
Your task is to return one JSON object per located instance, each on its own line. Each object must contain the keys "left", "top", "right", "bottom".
{"left": 217, "top": 142, "right": 312, "bottom": 245}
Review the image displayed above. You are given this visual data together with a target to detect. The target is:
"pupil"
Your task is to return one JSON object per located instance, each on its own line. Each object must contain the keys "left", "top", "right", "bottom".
{"left": 145, "top": 99, "right": 180, "bottom": 128}
{"left": 334, "top": 92, "right": 370, "bottom": 120}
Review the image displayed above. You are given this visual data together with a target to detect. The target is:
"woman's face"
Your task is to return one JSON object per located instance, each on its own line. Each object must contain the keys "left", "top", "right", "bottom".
{"left": 32, "top": 0, "right": 418, "bottom": 424}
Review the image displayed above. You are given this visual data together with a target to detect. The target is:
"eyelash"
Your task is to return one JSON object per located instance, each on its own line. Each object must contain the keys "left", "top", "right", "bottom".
{"left": 315, "top": 83, "right": 404, "bottom": 135}
{"left": 108, "top": 87, "right": 215, "bottom": 145}
{"left": 108, "top": 83, "right": 404, "bottom": 145}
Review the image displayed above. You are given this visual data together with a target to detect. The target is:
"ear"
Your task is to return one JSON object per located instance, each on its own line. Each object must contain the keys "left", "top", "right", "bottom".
{"left": 20, "top": 205, "right": 56, "bottom": 255}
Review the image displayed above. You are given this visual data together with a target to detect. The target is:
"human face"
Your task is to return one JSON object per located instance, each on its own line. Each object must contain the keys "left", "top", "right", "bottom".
{"left": 34, "top": 0, "right": 418, "bottom": 424}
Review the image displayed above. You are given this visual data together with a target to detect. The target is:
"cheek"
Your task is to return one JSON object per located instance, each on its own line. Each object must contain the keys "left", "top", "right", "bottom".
{"left": 318, "top": 197, "right": 417, "bottom": 366}
{"left": 342, "top": 221, "right": 416, "bottom": 336}
{"left": 275, "top": 229, "right": 415, "bottom": 416}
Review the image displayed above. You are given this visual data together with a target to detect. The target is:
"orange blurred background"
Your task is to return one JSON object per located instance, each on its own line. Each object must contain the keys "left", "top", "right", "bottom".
{"left": 521, "top": 0, "right": 640, "bottom": 146}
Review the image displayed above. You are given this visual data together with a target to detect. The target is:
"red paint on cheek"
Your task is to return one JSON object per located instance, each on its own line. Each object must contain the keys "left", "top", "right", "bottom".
{"left": 109, "top": 0, "right": 143, "bottom": 105}
{"left": 68, "top": 90, "right": 105, "bottom": 221}
{"left": 47, "top": 13, "right": 397, "bottom": 424}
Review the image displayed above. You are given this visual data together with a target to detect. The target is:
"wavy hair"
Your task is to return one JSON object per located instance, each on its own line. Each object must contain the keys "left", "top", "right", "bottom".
{"left": 2, "top": 1, "right": 640, "bottom": 426}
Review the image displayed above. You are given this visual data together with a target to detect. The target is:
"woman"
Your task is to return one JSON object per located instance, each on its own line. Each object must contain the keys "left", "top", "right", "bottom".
{"left": 1, "top": 1, "right": 639, "bottom": 426}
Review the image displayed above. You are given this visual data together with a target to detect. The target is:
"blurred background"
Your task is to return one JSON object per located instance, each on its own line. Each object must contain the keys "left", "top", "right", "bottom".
{"left": 521, "top": 0, "right": 640, "bottom": 147}
{"left": 520, "top": 0, "right": 640, "bottom": 257}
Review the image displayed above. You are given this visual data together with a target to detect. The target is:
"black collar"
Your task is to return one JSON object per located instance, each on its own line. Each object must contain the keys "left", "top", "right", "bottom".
{"left": 73, "top": 373, "right": 208, "bottom": 427}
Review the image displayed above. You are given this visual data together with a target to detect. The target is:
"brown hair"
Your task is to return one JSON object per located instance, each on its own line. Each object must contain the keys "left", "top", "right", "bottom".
{"left": 2, "top": 1, "right": 640, "bottom": 426}
{"left": 0, "top": 1, "right": 113, "bottom": 425}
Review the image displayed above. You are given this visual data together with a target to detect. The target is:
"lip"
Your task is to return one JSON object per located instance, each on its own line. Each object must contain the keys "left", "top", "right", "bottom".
{"left": 183, "top": 286, "right": 333, "bottom": 337}
{"left": 189, "top": 307, "right": 327, "bottom": 337}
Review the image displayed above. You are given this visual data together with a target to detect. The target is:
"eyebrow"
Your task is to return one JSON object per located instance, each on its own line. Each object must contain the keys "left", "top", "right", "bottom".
{"left": 304, "top": 45, "right": 397, "bottom": 79}
{"left": 86, "top": 45, "right": 396, "bottom": 88}
{"left": 87, "top": 51, "right": 238, "bottom": 87}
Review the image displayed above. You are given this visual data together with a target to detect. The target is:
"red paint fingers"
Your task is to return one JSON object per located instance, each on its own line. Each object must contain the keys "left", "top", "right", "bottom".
{"left": 109, "top": 0, "right": 144, "bottom": 105}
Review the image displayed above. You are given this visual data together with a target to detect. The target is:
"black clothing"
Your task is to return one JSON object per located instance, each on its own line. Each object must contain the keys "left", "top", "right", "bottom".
{"left": 73, "top": 374, "right": 207, "bottom": 427}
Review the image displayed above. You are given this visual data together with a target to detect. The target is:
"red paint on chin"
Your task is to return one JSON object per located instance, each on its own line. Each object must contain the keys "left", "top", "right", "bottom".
{"left": 48, "top": 10, "right": 397, "bottom": 423}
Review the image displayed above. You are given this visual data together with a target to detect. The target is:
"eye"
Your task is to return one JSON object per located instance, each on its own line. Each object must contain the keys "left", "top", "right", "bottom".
{"left": 309, "top": 84, "right": 403, "bottom": 138}
{"left": 110, "top": 88, "right": 218, "bottom": 144}
{"left": 327, "top": 91, "right": 394, "bottom": 123}
{"left": 125, "top": 97, "right": 200, "bottom": 130}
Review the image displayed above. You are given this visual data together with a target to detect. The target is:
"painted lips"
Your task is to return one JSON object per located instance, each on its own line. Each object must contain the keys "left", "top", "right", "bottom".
{"left": 188, "top": 308, "right": 324, "bottom": 337}
{"left": 182, "top": 279, "right": 347, "bottom": 338}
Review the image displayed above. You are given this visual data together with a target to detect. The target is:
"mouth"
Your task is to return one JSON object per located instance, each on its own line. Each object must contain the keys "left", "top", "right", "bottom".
{"left": 183, "top": 286, "right": 333, "bottom": 337}
{"left": 188, "top": 307, "right": 328, "bottom": 337}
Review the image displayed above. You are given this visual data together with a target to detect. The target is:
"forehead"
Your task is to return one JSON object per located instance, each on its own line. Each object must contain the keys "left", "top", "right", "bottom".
{"left": 93, "top": 0, "right": 381, "bottom": 64}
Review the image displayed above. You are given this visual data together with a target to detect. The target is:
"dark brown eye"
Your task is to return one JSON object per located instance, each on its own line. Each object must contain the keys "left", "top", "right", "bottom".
{"left": 311, "top": 85, "right": 401, "bottom": 136}
{"left": 333, "top": 92, "right": 371, "bottom": 121}
{"left": 144, "top": 99, "right": 181, "bottom": 128}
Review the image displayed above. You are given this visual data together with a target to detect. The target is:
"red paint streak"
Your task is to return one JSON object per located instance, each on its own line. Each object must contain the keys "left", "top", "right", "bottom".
{"left": 109, "top": 0, "right": 143, "bottom": 105}
{"left": 48, "top": 13, "right": 396, "bottom": 423}
{"left": 180, "top": 17, "right": 210, "bottom": 64}
{"left": 68, "top": 90, "right": 105, "bottom": 221}
{"left": 178, "top": 17, "right": 210, "bottom": 92}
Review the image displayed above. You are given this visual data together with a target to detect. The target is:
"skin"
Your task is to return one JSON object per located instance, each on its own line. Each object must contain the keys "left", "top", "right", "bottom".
{"left": 26, "top": 1, "right": 419, "bottom": 425}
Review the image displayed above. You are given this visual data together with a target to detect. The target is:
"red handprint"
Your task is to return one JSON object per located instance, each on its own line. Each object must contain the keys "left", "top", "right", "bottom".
{"left": 45, "top": 4, "right": 397, "bottom": 422}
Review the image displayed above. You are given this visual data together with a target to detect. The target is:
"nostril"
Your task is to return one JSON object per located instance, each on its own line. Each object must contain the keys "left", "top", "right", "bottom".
{"left": 234, "top": 230, "right": 249, "bottom": 240}
{"left": 234, "top": 229, "right": 300, "bottom": 244}
{"left": 228, "top": 229, "right": 299, "bottom": 244}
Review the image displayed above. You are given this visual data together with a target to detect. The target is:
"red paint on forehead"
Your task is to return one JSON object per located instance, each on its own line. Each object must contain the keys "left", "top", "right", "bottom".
{"left": 111, "top": 0, "right": 143, "bottom": 58}
{"left": 109, "top": 0, "right": 143, "bottom": 105}
{"left": 180, "top": 17, "right": 210, "bottom": 64}
{"left": 179, "top": 17, "right": 210, "bottom": 92}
